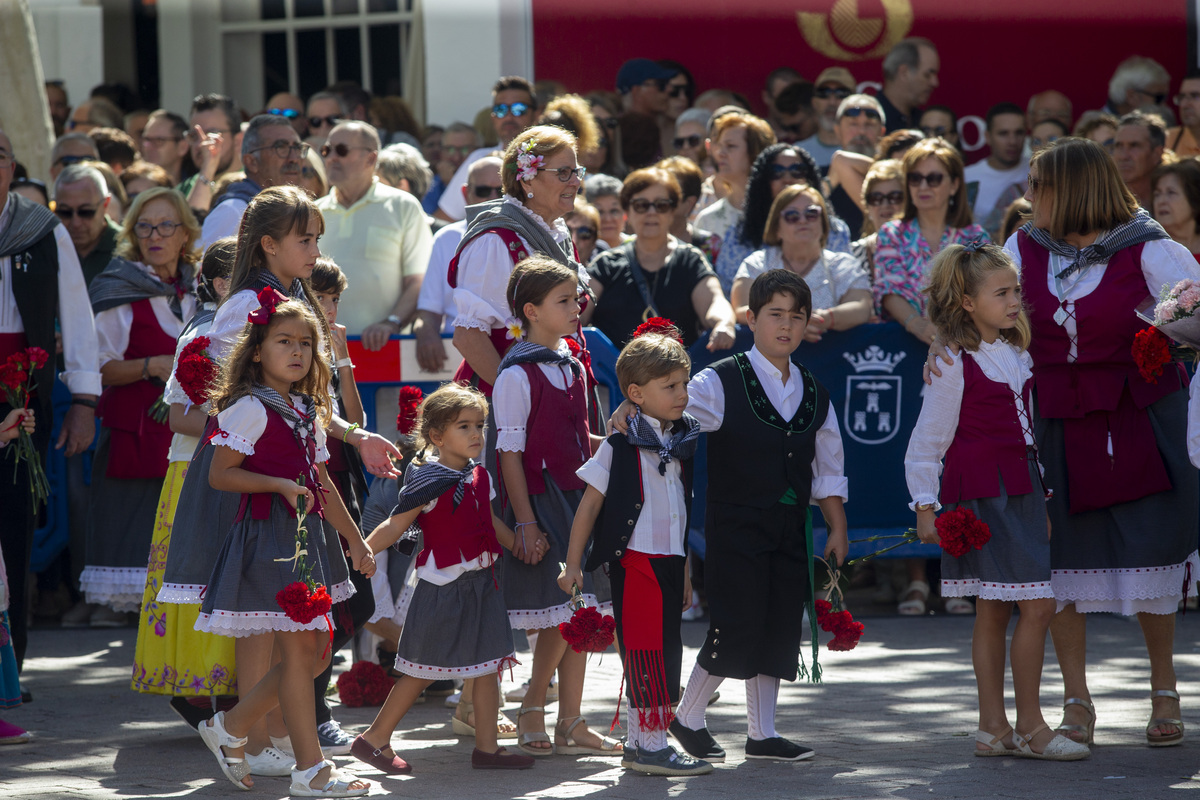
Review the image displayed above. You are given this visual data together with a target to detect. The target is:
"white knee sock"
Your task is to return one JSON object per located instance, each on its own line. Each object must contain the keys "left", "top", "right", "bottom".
{"left": 745, "top": 674, "right": 780, "bottom": 740}
{"left": 626, "top": 711, "right": 641, "bottom": 751}
{"left": 626, "top": 711, "right": 669, "bottom": 752}
{"left": 675, "top": 665, "right": 725, "bottom": 730}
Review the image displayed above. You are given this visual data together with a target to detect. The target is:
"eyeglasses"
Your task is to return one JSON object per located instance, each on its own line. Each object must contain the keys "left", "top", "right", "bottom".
{"left": 1099, "top": 138, "right": 1116, "bottom": 153}
{"left": 673, "top": 134, "right": 703, "bottom": 150}
{"left": 536, "top": 166, "right": 586, "bottom": 182}
{"left": 782, "top": 205, "right": 823, "bottom": 224}
{"left": 1176, "top": 92, "right": 1200, "bottom": 105}
{"left": 865, "top": 190, "right": 904, "bottom": 206}
{"left": 320, "top": 142, "right": 374, "bottom": 158}
{"left": 629, "top": 198, "right": 677, "bottom": 214}
{"left": 268, "top": 108, "right": 302, "bottom": 119}
{"left": 770, "top": 163, "right": 808, "bottom": 180}
{"left": 142, "top": 135, "right": 183, "bottom": 147}
{"left": 471, "top": 184, "right": 503, "bottom": 200}
{"left": 906, "top": 170, "right": 946, "bottom": 188}
{"left": 53, "top": 154, "right": 89, "bottom": 168}
{"left": 668, "top": 85, "right": 689, "bottom": 99}
{"left": 492, "top": 102, "right": 530, "bottom": 119}
{"left": 53, "top": 206, "right": 99, "bottom": 220}
{"left": 920, "top": 125, "right": 949, "bottom": 137}
{"left": 134, "top": 220, "right": 182, "bottom": 238}
{"left": 307, "top": 115, "right": 342, "bottom": 129}
{"left": 1027, "top": 175, "right": 1043, "bottom": 192}
{"left": 815, "top": 87, "right": 852, "bottom": 100}
{"left": 840, "top": 107, "right": 882, "bottom": 121}
{"left": 1134, "top": 88, "right": 1168, "bottom": 105}
{"left": 253, "top": 141, "right": 311, "bottom": 159}
{"left": 443, "top": 145, "right": 474, "bottom": 158}
{"left": 569, "top": 225, "right": 596, "bottom": 241}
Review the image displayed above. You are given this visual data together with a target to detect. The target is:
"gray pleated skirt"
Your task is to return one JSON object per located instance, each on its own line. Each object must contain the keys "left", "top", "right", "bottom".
{"left": 939, "top": 460, "right": 1054, "bottom": 601}
{"left": 393, "top": 561, "right": 516, "bottom": 679}
{"left": 159, "top": 433, "right": 241, "bottom": 604}
{"left": 1038, "top": 388, "right": 1200, "bottom": 614}
{"left": 196, "top": 495, "right": 354, "bottom": 637}
{"left": 503, "top": 471, "right": 609, "bottom": 629}
{"left": 80, "top": 428, "right": 164, "bottom": 612}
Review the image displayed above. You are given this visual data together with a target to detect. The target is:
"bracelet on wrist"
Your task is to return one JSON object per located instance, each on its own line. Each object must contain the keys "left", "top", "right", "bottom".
{"left": 344, "top": 423, "right": 361, "bottom": 444}
{"left": 142, "top": 356, "right": 151, "bottom": 380}
{"left": 71, "top": 398, "right": 98, "bottom": 409}
{"left": 915, "top": 502, "right": 936, "bottom": 512}
{"left": 334, "top": 357, "right": 354, "bottom": 369}
{"left": 514, "top": 521, "right": 537, "bottom": 528}
{"left": 902, "top": 311, "right": 919, "bottom": 329}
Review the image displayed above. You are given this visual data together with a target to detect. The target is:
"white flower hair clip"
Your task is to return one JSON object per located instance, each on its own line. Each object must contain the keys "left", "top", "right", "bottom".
{"left": 515, "top": 139, "right": 544, "bottom": 183}
{"left": 504, "top": 316, "right": 525, "bottom": 341}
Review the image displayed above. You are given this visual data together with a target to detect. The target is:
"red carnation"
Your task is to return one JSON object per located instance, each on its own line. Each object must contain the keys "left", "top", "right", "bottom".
{"left": 336, "top": 661, "right": 394, "bottom": 707}
{"left": 25, "top": 347, "right": 48, "bottom": 370}
{"left": 935, "top": 507, "right": 992, "bottom": 559}
{"left": 0, "top": 364, "right": 25, "bottom": 391}
{"left": 396, "top": 385, "right": 423, "bottom": 434}
{"left": 633, "top": 317, "right": 684, "bottom": 343}
{"left": 276, "top": 581, "right": 332, "bottom": 624}
{"left": 559, "top": 605, "right": 615, "bottom": 653}
{"left": 1132, "top": 327, "right": 1172, "bottom": 384}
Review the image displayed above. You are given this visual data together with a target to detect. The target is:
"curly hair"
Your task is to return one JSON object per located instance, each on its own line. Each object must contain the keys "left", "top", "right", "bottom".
{"left": 501, "top": 125, "right": 578, "bottom": 199}
{"left": 538, "top": 94, "right": 601, "bottom": 160}
{"left": 210, "top": 298, "right": 334, "bottom": 426}
{"left": 739, "top": 143, "right": 821, "bottom": 249}
{"left": 924, "top": 243, "right": 1030, "bottom": 352}
{"left": 115, "top": 186, "right": 202, "bottom": 265}
{"left": 409, "top": 382, "right": 490, "bottom": 464}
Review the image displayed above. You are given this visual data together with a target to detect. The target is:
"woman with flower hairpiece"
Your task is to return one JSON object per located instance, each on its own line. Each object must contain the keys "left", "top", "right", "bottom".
{"left": 930, "top": 137, "right": 1200, "bottom": 750}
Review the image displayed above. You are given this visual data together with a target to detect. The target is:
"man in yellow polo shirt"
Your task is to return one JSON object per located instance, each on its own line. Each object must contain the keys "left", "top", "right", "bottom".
{"left": 316, "top": 121, "right": 433, "bottom": 348}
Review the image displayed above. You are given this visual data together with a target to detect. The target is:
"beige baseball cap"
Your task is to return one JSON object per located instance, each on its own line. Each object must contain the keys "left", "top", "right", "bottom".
{"left": 815, "top": 67, "right": 856, "bottom": 91}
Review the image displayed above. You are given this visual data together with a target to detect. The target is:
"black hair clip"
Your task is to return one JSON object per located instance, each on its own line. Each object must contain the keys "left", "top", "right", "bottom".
{"left": 962, "top": 239, "right": 988, "bottom": 253}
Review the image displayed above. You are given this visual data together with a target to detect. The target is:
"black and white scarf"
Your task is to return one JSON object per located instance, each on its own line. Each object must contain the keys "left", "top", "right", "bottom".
{"left": 457, "top": 197, "right": 576, "bottom": 269}
{"left": 393, "top": 458, "right": 477, "bottom": 514}
{"left": 496, "top": 340, "right": 581, "bottom": 380}
{"left": 1022, "top": 208, "right": 1169, "bottom": 279}
{"left": 0, "top": 194, "right": 59, "bottom": 258}
{"left": 250, "top": 383, "right": 316, "bottom": 450}
{"left": 89, "top": 256, "right": 195, "bottom": 319}
{"left": 252, "top": 271, "right": 305, "bottom": 300}
{"left": 625, "top": 411, "right": 701, "bottom": 475}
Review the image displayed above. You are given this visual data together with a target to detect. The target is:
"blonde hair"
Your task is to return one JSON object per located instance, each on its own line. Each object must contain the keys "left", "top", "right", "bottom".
{"left": 860, "top": 158, "right": 904, "bottom": 236}
{"left": 924, "top": 243, "right": 1030, "bottom": 352}
{"left": 763, "top": 184, "right": 828, "bottom": 247}
{"left": 616, "top": 330, "right": 692, "bottom": 394}
{"left": 115, "top": 187, "right": 201, "bottom": 264}
{"left": 540, "top": 94, "right": 601, "bottom": 158}
{"left": 711, "top": 112, "right": 777, "bottom": 168}
{"left": 502, "top": 125, "right": 578, "bottom": 199}
{"left": 210, "top": 299, "right": 334, "bottom": 426}
{"left": 901, "top": 138, "right": 972, "bottom": 229}
{"left": 506, "top": 254, "right": 579, "bottom": 326}
{"left": 410, "top": 383, "right": 489, "bottom": 464}
{"left": 1028, "top": 137, "right": 1137, "bottom": 239}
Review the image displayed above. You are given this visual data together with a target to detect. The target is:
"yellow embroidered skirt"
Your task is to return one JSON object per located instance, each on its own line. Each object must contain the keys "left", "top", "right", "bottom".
{"left": 131, "top": 461, "right": 237, "bottom": 695}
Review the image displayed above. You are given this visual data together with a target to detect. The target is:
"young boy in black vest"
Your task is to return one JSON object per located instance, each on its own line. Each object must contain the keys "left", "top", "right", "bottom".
{"left": 558, "top": 323, "right": 712, "bottom": 776}
{"left": 614, "top": 269, "right": 849, "bottom": 762}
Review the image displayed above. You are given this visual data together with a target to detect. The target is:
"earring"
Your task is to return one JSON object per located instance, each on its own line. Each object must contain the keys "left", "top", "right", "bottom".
{"left": 527, "top": 192, "right": 534, "bottom": 198}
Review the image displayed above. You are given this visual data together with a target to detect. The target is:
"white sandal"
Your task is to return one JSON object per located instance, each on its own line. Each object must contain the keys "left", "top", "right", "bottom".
{"left": 199, "top": 711, "right": 252, "bottom": 790}
{"left": 974, "top": 726, "right": 1017, "bottom": 757}
{"left": 289, "top": 759, "right": 370, "bottom": 797}
{"left": 1013, "top": 723, "right": 1091, "bottom": 761}
{"left": 897, "top": 580, "right": 930, "bottom": 615}
{"left": 554, "top": 715, "right": 623, "bottom": 756}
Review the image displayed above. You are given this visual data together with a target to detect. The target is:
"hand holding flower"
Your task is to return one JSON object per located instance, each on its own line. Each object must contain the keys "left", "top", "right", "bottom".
{"left": 0, "top": 407, "right": 34, "bottom": 444}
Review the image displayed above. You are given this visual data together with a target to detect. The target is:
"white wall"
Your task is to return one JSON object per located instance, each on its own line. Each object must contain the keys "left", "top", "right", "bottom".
{"left": 30, "top": 0, "right": 104, "bottom": 110}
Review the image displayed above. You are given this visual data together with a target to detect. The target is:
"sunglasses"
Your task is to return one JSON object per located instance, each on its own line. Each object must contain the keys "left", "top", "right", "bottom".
{"left": 53, "top": 154, "right": 89, "bottom": 168}
{"left": 134, "top": 220, "right": 182, "bottom": 238}
{"left": 320, "top": 142, "right": 373, "bottom": 158}
{"left": 307, "top": 114, "right": 342, "bottom": 129}
{"left": 536, "top": 166, "right": 587, "bottom": 182}
{"left": 815, "top": 87, "right": 852, "bottom": 100}
{"left": 471, "top": 184, "right": 503, "bottom": 200}
{"left": 770, "top": 163, "right": 808, "bottom": 180}
{"left": 673, "top": 134, "right": 703, "bottom": 150}
{"left": 782, "top": 205, "right": 822, "bottom": 224}
{"left": 920, "top": 125, "right": 949, "bottom": 137}
{"left": 597, "top": 117, "right": 620, "bottom": 130}
{"left": 492, "top": 102, "right": 530, "bottom": 119}
{"left": 53, "top": 205, "right": 99, "bottom": 220}
{"left": 840, "top": 107, "right": 881, "bottom": 121}
{"left": 1030, "top": 135, "right": 1059, "bottom": 148}
{"left": 1027, "top": 175, "right": 1043, "bottom": 192}
{"left": 668, "top": 85, "right": 689, "bottom": 99}
{"left": 1134, "top": 88, "right": 1168, "bottom": 105}
{"left": 569, "top": 226, "right": 596, "bottom": 241}
{"left": 629, "top": 198, "right": 677, "bottom": 214}
{"left": 268, "top": 108, "right": 302, "bottom": 119}
{"left": 866, "top": 190, "right": 905, "bottom": 206}
{"left": 906, "top": 170, "right": 946, "bottom": 188}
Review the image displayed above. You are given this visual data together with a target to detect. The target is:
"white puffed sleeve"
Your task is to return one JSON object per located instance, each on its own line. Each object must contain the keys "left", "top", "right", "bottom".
{"left": 903, "top": 355, "right": 965, "bottom": 510}
{"left": 214, "top": 395, "right": 268, "bottom": 455}
{"left": 451, "top": 233, "right": 524, "bottom": 333}
{"left": 810, "top": 401, "right": 849, "bottom": 501}
{"left": 576, "top": 439, "right": 615, "bottom": 496}
{"left": 94, "top": 305, "right": 134, "bottom": 370}
{"left": 684, "top": 367, "right": 725, "bottom": 433}
{"left": 493, "top": 366, "right": 532, "bottom": 453}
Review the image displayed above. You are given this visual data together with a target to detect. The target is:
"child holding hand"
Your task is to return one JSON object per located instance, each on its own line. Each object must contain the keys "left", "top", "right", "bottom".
{"left": 904, "top": 242, "right": 1089, "bottom": 761}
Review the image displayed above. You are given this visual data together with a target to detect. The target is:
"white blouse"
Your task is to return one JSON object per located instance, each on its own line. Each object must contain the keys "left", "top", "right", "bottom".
{"left": 214, "top": 394, "right": 330, "bottom": 463}
{"left": 686, "top": 345, "right": 849, "bottom": 502}
{"left": 904, "top": 339, "right": 1035, "bottom": 510}
{"left": 734, "top": 247, "right": 870, "bottom": 311}
{"left": 576, "top": 416, "right": 688, "bottom": 557}
{"left": 493, "top": 344, "right": 583, "bottom": 463}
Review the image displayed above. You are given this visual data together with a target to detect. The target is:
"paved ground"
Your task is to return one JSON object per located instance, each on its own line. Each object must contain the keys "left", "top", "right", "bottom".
{"left": 3, "top": 611, "right": 1200, "bottom": 800}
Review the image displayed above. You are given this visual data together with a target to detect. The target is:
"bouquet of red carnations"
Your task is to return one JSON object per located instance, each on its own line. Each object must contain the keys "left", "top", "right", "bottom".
{"left": 0, "top": 347, "right": 50, "bottom": 511}
{"left": 176, "top": 335, "right": 219, "bottom": 405}
{"left": 1133, "top": 279, "right": 1200, "bottom": 383}
{"left": 274, "top": 477, "right": 332, "bottom": 625}
{"left": 558, "top": 584, "right": 615, "bottom": 653}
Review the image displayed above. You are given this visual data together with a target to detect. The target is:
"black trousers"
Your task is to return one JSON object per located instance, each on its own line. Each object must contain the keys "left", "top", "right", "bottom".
{"left": 698, "top": 501, "right": 810, "bottom": 681}
{"left": 610, "top": 552, "right": 685, "bottom": 710}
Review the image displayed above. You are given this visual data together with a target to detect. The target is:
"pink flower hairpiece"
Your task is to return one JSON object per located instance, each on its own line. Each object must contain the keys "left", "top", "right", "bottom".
{"left": 515, "top": 139, "right": 543, "bottom": 183}
{"left": 248, "top": 287, "right": 289, "bottom": 325}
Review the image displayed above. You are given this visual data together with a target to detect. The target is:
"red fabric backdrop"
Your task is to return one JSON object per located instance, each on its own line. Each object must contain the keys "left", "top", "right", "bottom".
{"left": 532, "top": 0, "right": 1188, "bottom": 145}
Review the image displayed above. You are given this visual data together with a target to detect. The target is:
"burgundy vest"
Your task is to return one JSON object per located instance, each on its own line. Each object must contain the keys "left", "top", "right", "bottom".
{"left": 517, "top": 362, "right": 590, "bottom": 495}
{"left": 97, "top": 299, "right": 176, "bottom": 480}
{"left": 221, "top": 401, "right": 322, "bottom": 522}
{"left": 415, "top": 465, "right": 502, "bottom": 569}
{"left": 940, "top": 352, "right": 1034, "bottom": 505}
{"left": 1017, "top": 231, "right": 1180, "bottom": 512}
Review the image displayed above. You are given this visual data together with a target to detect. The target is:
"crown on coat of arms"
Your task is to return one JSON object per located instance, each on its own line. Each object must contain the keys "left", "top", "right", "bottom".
{"left": 843, "top": 346, "right": 905, "bottom": 373}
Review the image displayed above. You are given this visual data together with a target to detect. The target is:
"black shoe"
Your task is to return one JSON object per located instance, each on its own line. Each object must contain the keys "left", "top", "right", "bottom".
{"left": 169, "top": 697, "right": 216, "bottom": 730}
{"left": 19, "top": 688, "right": 31, "bottom": 704}
{"left": 744, "top": 736, "right": 814, "bottom": 761}
{"left": 669, "top": 719, "right": 726, "bottom": 762}
{"left": 626, "top": 745, "right": 713, "bottom": 776}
